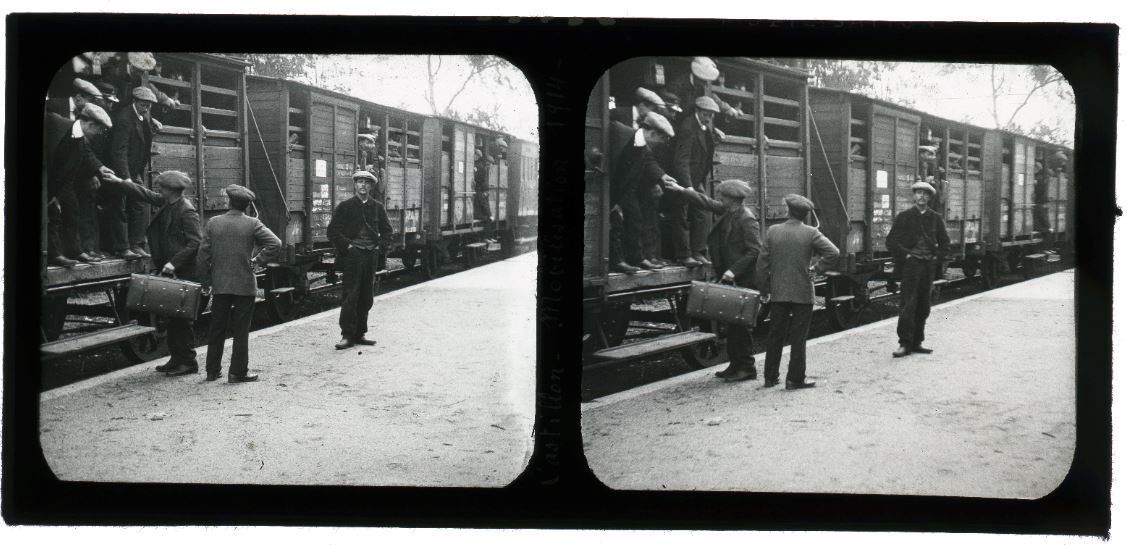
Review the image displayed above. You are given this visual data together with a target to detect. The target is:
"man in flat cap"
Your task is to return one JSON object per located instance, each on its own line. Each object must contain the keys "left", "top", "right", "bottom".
{"left": 886, "top": 181, "right": 949, "bottom": 358}
{"left": 42, "top": 103, "right": 122, "bottom": 267}
{"left": 196, "top": 184, "right": 282, "bottom": 383}
{"left": 107, "top": 170, "right": 203, "bottom": 375}
{"left": 611, "top": 87, "right": 666, "bottom": 130}
{"left": 328, "top": 170, "right": 394, "bottom": 350}
{"left": 665, "top": 57, "right": 743, "bottom": 124}
{"left": 106, "top": 86, "right": 159, "bottom": 260}
{"left": 666, "top": 95, "right": 724, "bottom": 268}
{"left": 45, "top": 78, "right": 103, "bottom": 120}
{"left": 606, "top": 111, "right": 679, "bottom": 273}
{"left": 755, "top": 194, "right": 839, "bottom": 390}
{"left": 663, "top": 178, "right": 763, "bottom": 381}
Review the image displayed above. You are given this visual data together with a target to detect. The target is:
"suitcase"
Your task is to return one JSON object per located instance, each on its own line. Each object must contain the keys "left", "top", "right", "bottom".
{"left": 685, "top": 281, "right": 762, "bottom": 328}
{"left": 125, "top": 274, "right": 203, "bottom": 319}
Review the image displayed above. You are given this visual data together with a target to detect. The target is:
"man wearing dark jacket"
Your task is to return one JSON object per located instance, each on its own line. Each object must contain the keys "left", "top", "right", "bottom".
{"left": 886, "top": 181, "right": 950, "bottom": 358}
{"left": 609, "top": 87, "right": 665, "bottom": 130}
{"left": 606, "top": 112, "right": 677, "bottom": 273}
{"left": 197, "top": 185, "right": 282, "bottom": 383}
{"left": 663, "top": 178, "right": 763, "bottom": 382}
{"left": 327, "top": 170, "right": 394, "bottom": 350}
{"left": 42, "top": 104, "right": 118, "bottom": 267}
{"left": 668, "top": 96, "right": 723, "bottom": 267}
{"left": 755, "top": 194, "right": 840, "bottom": 390}
{"left": 108, "top": 86, "right": 158, "bottom": 259}
{"left": 109, "top": 170, "right": 203, "bottom": 375}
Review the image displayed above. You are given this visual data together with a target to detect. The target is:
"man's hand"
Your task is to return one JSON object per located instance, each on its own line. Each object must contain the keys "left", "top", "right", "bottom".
{"left": 610, "top": 204, "right": 623, "bottom": 222}
{"left": 151, "top": 118, "right": 164, "bottom": 131}
{"left": 89, "top": 177, "right": 101, "bottom": 191}
{"left": 721, "top": 269, "right": 736, "bottom": 283}
{"left": 161, "top": 262, "right": 176, "bottom": 276}
{"left": 201, "top": 286, "right": 212, "bottom": 298}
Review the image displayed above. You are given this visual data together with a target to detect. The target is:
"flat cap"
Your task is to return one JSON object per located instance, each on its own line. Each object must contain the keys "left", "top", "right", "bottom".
{"left": 494, "top": 136, "right": 508, "bottom": 148}
{"left": 784, "top": 193, "right": 815, "bottom": 212}
{"left": 352, "top": 170, "right": 377, "bottom": 183}
{"left": 73, "top": 78, "right": 102, "bottom": 97}
{"left": 694, "top": 95, "right": 721, "bottom": 114}
{"left": 691, "top": 57, "right": 720, "bottom": 82}
{"left": 910, "top": 181, "right": 936, "bottom": 195}
{"left": 918, "top": 145, "right": 938, "bottom": 154}
{"left": 128, "top": 52, "right": 157, "bottom": 71}
{"left": 131, "top": 86, "right": 158, "bottom": 103}
{"left": 225, "top": 184, "right": 256, "bottom": 202}
{"left": 78, "top": 103, "right": 113, "bottom": 128}
{"left": 155, "top": 170, "right": 191, "bottom": 190}
{"left": 635, "top": 87, "right": 665, "bottom": 107}
{"left": 640, "top": 111, "right": 675, "bottom": 139}
{"left": 717, "top": 179, "right": 755, "bottom": 200}
{"left": 93, "top": 80, "right": 119, "bottom": 102}
{"left": 357, "top": 133, "right": 376, "bottom": 143}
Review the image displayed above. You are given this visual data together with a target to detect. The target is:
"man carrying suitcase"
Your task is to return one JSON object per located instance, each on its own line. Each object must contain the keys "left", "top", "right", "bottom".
{"left": 197, "top": 185, "right": 282, "bottom": 383}
{"left": 106, "top": 170, "right": 202, "bottom": 376}
{"left": 755, "top": 194, "right": 839, "bottom": 390}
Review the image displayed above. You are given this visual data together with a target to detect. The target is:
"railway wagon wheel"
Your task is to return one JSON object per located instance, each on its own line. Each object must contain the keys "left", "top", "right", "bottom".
{"left": 980, "top": 257, "right": 999, "bottom": 289}
{"left": 265, "top": 267, "right": 303, "bottom": 323}
{"left": 828, "top": 277, "right": 865, "bottom": 331}
{"left": 112, "top": 284, "right": 170, "bottom": 363}
{"left": 421, "top": 245, "right": 442, "bottom": 279}
{"left": 41, "top": 293, "right": 69, "bottom": 342}
{"left": 674, "top": 293, "right": 728, "bottom": 369}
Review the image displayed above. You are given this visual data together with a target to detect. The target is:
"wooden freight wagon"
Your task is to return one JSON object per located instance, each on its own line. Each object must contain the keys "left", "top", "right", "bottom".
{"left": 507, "top": 138, "right": 540, "bottom": 252}
{"left": 582, "top": 58, "right": 811, "bottom": 368}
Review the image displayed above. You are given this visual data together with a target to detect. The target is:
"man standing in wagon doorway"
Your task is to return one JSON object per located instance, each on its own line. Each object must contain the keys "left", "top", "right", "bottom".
{"left": 886, "top": 181, "right": 949, "bottom": 358}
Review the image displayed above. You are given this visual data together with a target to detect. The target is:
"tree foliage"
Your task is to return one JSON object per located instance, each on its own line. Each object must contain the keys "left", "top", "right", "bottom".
{"left": 423, "top": 55, "right": 518, "bottom": 121}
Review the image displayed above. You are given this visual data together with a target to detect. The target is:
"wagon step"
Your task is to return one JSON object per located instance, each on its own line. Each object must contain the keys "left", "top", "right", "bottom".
{"left": 591, "top": 330, "right": 717, "bottom": 362}
{"left": 40, "top": 323, "right": 157, "bottom": 360}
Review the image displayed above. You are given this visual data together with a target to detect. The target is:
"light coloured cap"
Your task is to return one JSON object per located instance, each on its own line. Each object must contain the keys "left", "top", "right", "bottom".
{"left": 691, "top": 57, "right": 720, "bottom": 82}
{"left": 918, "top": 145, "right": 938, "bottom": 154}
{"left": 357, "top": 133, "right": 376, "bottom": 143}
{"left": 910, "top": 181, "right": 936, "bottom": 195}
{"left": 225, "top": 184, "right": 256, "bottom": 202}
{"left": 640, "top": 111, "right": 675, "bottom": 139}
{"left": 73, "top": 78, "right": 103, "bottom": 98}
{"left": 784, "top": 193, "right": 815, "bottom": 212}
{"left": 635, "top": 87, "right": 665, "bottom": 108}
{"left": 352, "top": 170, "right": 377, "bottom": 183}
{"left": 717, "top": 179, "right": 755, "bottom": 200}
{"left": 131, "top": 86, "right": 158, "bottom": 103}
{"left": 78, "top": 103, "right": 113, "bottom": 128}
{"left": 155, "top": 170, "right": 191, "bottom": 190}
{"left": 694, "top": 95, "right": 720, "bottom": 114}
{"left": 494, "top": 136, "right": 508, "bottom": 148}
{"left": 128, "top": 52, "right": 157, "bottom": 71}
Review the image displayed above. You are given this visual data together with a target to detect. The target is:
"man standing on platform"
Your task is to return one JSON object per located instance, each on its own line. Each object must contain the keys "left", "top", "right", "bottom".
{"left": 197, "top": 185, "right": 282, "bottom": 383}
{"left": 328, "top": 170, "right": 394, "bottom": 350}
{"left": 886, "top": 182, "right": 949, "bottom": 358}
{"left": 662, "top": 178, "right": 762, "bottom": 382}
{"left": 755, "top": 194, "right": 839, "bottom": 390}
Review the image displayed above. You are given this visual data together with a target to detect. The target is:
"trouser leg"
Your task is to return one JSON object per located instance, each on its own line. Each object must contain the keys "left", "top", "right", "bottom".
{"left": 127, "top": 178, "right": 151, "bottom": 249}
{"left": 636, "top": 186, "right": 659, "bottom": 261}
{"left": 689, "top": 204, "right": 711, "bottom": 256}
{"left": 100, "top": 183, "right": 129, "bottom": 252}
{"left": 668, "top": 200, "right": 691, "bottom": 259}
{"left": 75, "top": 177, "right": 99, "bottom": 254}
{"left": 785, "top": 303, "right": 814, "bottom": 384}
{"left": 913, "top": 262, "right": 935, "bottom": 346}
{"left": 897, "top": 259, "right": 928, "bottom": 347}
{"left": 339, "top": 252, "right": 361, "bottom": 338}
{"left": 764, "top": 303, "right": 791, "bottom": 382}
{"left": 205, "top": 294, "right": 233, "bottom": 374}
{"left": 726, "top": 323, "right": 755, "bottom": 371}
{"left": 55, "top": 184, "right": 81, "bottom": 258}
{"left": 354, "top": 252, "right": 375, "bottom": 339}
{"left": 618, "top": 192, "right": 643, "bottom": 265}
{"left": 167, "top": 317, "right": 197, "bottom": 366}
{"left": 227, "top": 295, "right": 256, "bottom": 376}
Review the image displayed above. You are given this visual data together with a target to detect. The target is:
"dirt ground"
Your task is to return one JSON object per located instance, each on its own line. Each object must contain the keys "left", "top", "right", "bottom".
{"left": 582, "top": 270, "right": 1075, "bottom": 499}
{"left": 39, "top": 252, "right": 537, "bottom": 487}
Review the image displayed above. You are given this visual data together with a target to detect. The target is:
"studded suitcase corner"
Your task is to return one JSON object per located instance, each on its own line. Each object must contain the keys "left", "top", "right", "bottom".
{"left": 685, "top": 280, "right": 762, "bottom": 328}
{"left": 125, "top": 274, "right": 203, "bottom": 319}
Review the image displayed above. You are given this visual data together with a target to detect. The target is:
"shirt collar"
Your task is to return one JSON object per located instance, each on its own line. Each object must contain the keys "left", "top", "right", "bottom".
{"left": 70, "top": 120, "right": 84, "bottom": 139}
{"left": 633, "top": 129, "right": 646, "bottom": 148}
{"left": 68, "top": 97, "right": 78, "bottom": 120}
{"left": 631, "top": 105, "right": 640, "bottom": 129}
{"left": 695, "top": 112, "right": 707, "bottom": 132}
{"left": 132, "top": 102, "right": 144, "bottom": 121}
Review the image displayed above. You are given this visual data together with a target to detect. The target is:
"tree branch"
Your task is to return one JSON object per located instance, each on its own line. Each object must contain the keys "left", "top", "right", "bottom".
{"left": 441, "top": 58, "right": 502, "bottom": 115}
{"left": 1004, "top": 73, "right": 1064, "bottom": 129}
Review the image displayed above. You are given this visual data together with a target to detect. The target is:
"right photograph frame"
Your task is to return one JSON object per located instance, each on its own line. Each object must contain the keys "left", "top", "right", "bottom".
{"left": 581, "top": 57, "right": 1076, "bottom": 498}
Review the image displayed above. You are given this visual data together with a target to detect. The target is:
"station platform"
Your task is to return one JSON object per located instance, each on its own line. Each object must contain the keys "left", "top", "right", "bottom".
{"left": 582, "top": 270, "right": 1075, "bottom": 499}
{"left": 40, "top": 252, "right": 537, "bottom": 487}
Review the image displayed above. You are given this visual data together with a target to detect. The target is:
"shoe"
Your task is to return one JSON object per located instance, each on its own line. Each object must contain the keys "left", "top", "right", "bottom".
{"left": 114, "top": 249, "right": 141, "bottom": 260}
{"left": 228, "top": 373, "right": 259, "bottom": 383}
{"left": 785, "top": 380, "right": 816, "bottom": 390}
{"left": 892, "top": 345, "right": 912, "bottom": 358}
{"left": 677, "top": 257, "right": 702, "bottom": 267}
{"left": 163, "top": 363, "right": 198, "bottom": 376}
{"left": 714, "top": 363, "right": 738, "bottom": 379}
{"left": 611, "top": 262, "right": 640, "bottom": 274}
{"left": 206, "top": 371, "right": 221, "bottom": 381}
{"left": 130, "top": 246, "right": 151, "bottom": 258}
{"left": 77, "top": 252, "right": 102, "bottom": 263}
{"left": 50, "top": 256, "right": 78, "bottom": 268}
{"left": 724, "top": 367, "right": 757, "bottom": 382}
{"left": 763, "top": 379, "right": 780, "bottom": 388}
{"left": 692, "top": 253, "right": 712, "bottom": 266}
{"left": 911, "top": 345, "right": 934, "bottom": 354}
{"left": 335, "top": 337, "right": 355, "bottom": 350}
{"left": 638, "top": 259, "right": 661, "bottom": 270}
{"left": 155, "top": 361, "right": 175, "bottom": 372}
{"left": 354, "top": 337, "right": 377, "bottom": 346}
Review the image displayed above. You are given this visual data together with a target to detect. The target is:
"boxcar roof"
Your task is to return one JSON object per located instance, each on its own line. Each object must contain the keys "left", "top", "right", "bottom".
{"left": 809, "top": 86, "right": 1072, "bottom": 152}
{"left": 164, "top": 52, "right": 251, "bottom": 68}
{"left": 245, "top": 74, "right": 530, "bottom": 145}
